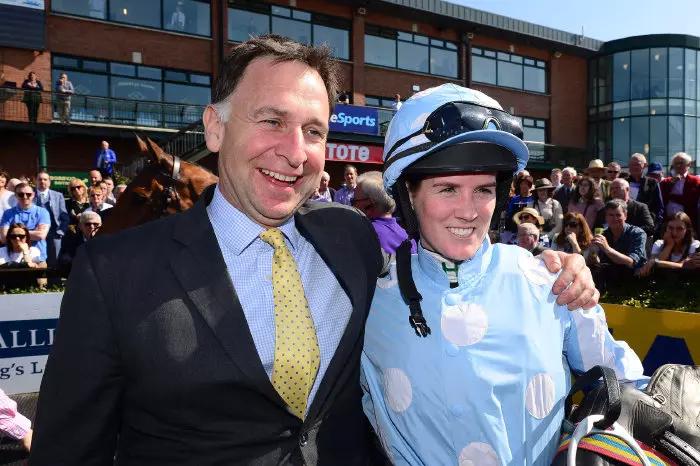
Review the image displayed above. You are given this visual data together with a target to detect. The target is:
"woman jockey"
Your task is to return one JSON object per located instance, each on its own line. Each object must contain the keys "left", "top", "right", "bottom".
{"left": 360, "top": 84, "right": 647, "bottom": 465}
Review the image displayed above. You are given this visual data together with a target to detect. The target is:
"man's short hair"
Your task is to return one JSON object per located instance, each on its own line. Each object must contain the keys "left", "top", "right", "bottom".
{"left": 562, "top": 167, "right": 577, "bottom": 177}
{"left": 518, "top": 222, "right": 540, "bottom": 238}
{"left": 605, "top": 198, "right": 627, "bottom": 214}
{"left": 344, "top": 164, "right": 357, "bottom": 174}
{"left": 612, "top": 178, "right": 629, "bottom": 190}
{"left": 356, "top": 171, "right": 395, "bottom": 215}
{"left": 89, "top": 185, "right": 104, "bottom": 194}
{"left": 671, "top": 152, "right": 692, "bottom": 166}
{"left": 14, "top": 182, "right": 30, "bottom": 193}
{"left": 36, "top": 170, "right": 50, "bottom": 178}
{"left": 630, "top": 153, "right": 647, "bottom": 165}
{"left": 211, "top": 34, "right": 339, "bottom": 122}
{"left": 608, "top": 162, "right": 621, "bottom": 170}
{"left": 550, "top": 168, "right": 562, "bottom": 175}
{"left": 79, "top": 211, "right": 102, "bottom": 225}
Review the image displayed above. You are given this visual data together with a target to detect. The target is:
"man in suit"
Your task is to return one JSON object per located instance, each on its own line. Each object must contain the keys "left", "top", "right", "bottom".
{"left": 31, "top": 36, "right": 599, "bottom": 466}
{"left": 627, "top": 153, "right": 664, "bottom": 230}
{"left": 660, "top": 152, "right": 700, "bottom": 229}
{"left": 553, "top": 166, "right": 576, "bottom": 213}
{"left": 34, "top": 171, "right": 69, "bottom": 268}
{"left": 609, "top": 178, "right": 655, "bottom": 239}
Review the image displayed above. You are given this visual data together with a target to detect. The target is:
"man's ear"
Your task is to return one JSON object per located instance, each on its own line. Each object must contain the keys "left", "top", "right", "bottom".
{"left": 405, "top": 180, "right": 415, "bottom": 208}
{"left": 203, "top": 105, "right": 224, "bottom": 153}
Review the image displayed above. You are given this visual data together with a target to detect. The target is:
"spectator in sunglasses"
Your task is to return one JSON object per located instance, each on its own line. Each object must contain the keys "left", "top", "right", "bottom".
{"left": 66, "top": 178, "right": 90, "bottom": 226}
{"left": 552, "top": 213, "right": 599, "bottom": 267}
{"left": 606, "top": 162, "right": 621, "bottom": 182}
{"left": 0, "top": 183, "right": 50, "bottom": 261}
{"left": 58, "top": 211, "right": 102, "bottom": 276}
{"left": 0, "top": 223, "right": 45, "bottom": 268}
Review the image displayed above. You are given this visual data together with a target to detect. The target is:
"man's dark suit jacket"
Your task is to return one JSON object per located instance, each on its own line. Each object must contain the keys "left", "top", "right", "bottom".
{"left": 30, "top": 185, "right": 384, "bottom": 466}
{"left": 553, "top": 184, "right": 574, "bottom": 214}
{"left": 629, "top": 175, "right": 664, "bottom": 229}
{"left": 56, "top": 228, "right": 86, "bottom": 276}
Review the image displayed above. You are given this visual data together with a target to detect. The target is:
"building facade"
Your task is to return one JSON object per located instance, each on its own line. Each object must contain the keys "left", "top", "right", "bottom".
{"left": 4, "top": 0, "right": 689, "bottom": 188}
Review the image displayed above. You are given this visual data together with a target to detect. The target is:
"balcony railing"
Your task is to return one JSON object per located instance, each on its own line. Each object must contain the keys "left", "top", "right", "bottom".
{"left": 0, "top": 87, "right": 205, "bottom": 129}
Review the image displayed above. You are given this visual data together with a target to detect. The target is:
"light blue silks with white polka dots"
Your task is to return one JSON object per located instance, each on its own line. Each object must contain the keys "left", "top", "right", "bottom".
{"left": 361, "top": 240, "right": 648, "bottom": 465}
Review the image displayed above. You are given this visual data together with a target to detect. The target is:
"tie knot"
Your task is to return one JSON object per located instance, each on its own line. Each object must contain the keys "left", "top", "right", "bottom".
{"left": 260, "top": 228, "right": 287, "bottom": 249}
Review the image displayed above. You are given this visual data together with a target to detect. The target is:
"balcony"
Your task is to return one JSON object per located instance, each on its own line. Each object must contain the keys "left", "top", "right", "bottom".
{"left": 0, "top": 87, "right": 205, "bottom": 130}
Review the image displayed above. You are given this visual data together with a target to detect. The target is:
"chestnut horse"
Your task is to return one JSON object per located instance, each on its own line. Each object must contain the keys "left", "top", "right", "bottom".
{"left": 99, "top": 135, "right": 218, "bottom": 235}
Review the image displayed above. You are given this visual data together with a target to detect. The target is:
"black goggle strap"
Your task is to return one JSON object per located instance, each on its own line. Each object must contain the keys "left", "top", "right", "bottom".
{"left": 396, "top": 239, "right": 430, "bottom": 338}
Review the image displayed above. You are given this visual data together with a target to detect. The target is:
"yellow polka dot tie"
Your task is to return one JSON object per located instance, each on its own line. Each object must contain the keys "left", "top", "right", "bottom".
{"left": 260, "top": 228, "right": 320, "bottom": 420}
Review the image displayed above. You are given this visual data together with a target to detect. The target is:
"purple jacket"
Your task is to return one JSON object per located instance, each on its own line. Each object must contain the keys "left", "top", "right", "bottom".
{"left": 371, "top": 217, "right": 416, "bottom": 255}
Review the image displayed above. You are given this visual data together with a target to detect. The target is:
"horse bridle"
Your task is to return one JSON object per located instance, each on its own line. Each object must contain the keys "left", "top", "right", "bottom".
{"left": 156, "top": 154, "right": 183, "bottom": 217}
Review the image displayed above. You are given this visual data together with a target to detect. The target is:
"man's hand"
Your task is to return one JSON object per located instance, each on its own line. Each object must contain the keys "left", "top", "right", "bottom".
{"left": 592, "top": 234, "right": 610, "bottom": 253}
{"left": 540, "top": 250, "right": 599, "bottom": 310}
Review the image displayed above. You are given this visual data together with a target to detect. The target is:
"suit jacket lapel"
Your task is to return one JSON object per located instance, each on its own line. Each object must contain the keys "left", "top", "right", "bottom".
{"left": 169, "top": 185, "right": 284, "bottom": 407}
{"left": 295, "top": 209, "right": 369, "bottom": 420}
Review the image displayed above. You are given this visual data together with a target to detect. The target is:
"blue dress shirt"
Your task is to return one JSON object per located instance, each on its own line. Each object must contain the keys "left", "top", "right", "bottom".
{"left": 207, "top": 186, "right": 353, "bottom": 409}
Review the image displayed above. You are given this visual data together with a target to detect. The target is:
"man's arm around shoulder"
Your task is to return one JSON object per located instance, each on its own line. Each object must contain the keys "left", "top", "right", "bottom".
{"left": 30, "top": 244, "right": 123, "bottom": 466}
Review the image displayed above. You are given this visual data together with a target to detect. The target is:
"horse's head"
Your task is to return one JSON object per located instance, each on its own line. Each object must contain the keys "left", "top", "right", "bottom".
{"left": 99, "top": 135, "right": 218, "bottom": 235}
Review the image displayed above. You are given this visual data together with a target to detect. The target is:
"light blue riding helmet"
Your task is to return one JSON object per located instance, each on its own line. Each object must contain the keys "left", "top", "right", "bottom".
{"left": 383, "top": 83, "right": 529, "bottom": 193}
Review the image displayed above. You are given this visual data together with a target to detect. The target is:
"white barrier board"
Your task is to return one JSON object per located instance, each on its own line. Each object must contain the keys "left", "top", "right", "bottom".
{"left": 0, "top": 292, "right": 62, "bottom": 394}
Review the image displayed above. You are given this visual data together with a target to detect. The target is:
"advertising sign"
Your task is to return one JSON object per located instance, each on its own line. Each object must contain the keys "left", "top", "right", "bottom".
{"left": 329, "top": 104, "right": 379, "bottom": 136}
{"left": 50, "top": 171, "right": 89, "bottom": 194}
{"left": 0, "top": 292, "right": 60, "bottom": 395}
{"left": 326, "top": 142, "right": 383, "bottom": 164}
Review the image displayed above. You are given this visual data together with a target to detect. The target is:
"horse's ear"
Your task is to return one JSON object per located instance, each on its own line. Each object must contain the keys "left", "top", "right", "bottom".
{"left": 134, "top": 133, "right": 149, "bottom": 155}
{"left": 145, "top": 137, "right": 169, "bottom": 165}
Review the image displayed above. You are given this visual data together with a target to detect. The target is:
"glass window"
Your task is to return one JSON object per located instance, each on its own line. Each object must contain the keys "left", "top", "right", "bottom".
{"left": 52, "top": 69, "right": 109, "bottom": 96}
{"left": 111, "top": 63, "right": 135, "bottom": 77}
{"left": 669, "top": 115, "right": 684, "bottom": 155}
{"left": 429, "top": 38, "right": 442, "bottom": 46}
{"left": 111, "top": 77, "right": 162, "bottom": 101}
{"left": 613, "top": 101, "right": 629, "bottom": 118}
{"left": 271, "top": 6, "right": 290, "bottom": 17}
{"left": 228, "top": 8, "right": 269, "bottom": 42}
{"left": 613, "top": 117, "right": 630, "bottom": 161}
{"left": 650, "top": 48, "right": 668, "bottom": 98}
{"left": 613, "top": 51, "right": 630, "bottom": 102}
{"left": 413, "top": 35, "right": 429, "bottom": 45}
{"left": 597, "top": 55, "right": 612, "bottom": 105}
{"left": 138, "top": 66, "right": 161, "bottom": 80}
{"left": 397, "top": 42, "right": 429, "bottom": 73}
{"left": 365, "top": 35, "right": 396, "bottom": 67}
{"left": 53, "top": 56, "right": 79, "bottom": 68}
{"left": 164, "top": 82, "right": 210, "bottom": 105}
{"left": 630, "top": 99, "right": 648, "bottom": 116}
{"left": 163, "top": 0, "right": 210, "bottom": 36}
{"left": 165, "top": 70, "right": 187, "bottom": 82}
{"left": 685, "top": 48, "right": 697, "bottom": 100}
{"left": 524, "top": 66, "right": 545, "bottom": 93}
{"left": 511, "top": 55, "right": 523, "bottom": 64}
{"left": 430, "top": 47, "right": 458, "bottom": 78}
{"left": 313, "top": 24, "right": 349, "bottom": 60}
{"left": 109, "top": 0, "right": 160, "bottom": 28}
{"left": 397, "top": 31, "right": 412, "bottom": 41}
{"left": 685, "top": 117, "right": 697, "bottom": 159}
{"left": 190, "top": 74, "right": 210, "bottom": 85}
{"left": 685, "top": 100, "right": 696, "bottom": 116}
{"left": 365, "top": 97, "right": 380, "bottom": 107}
{"left": 669, "top": 98, "right": 684, "bottom": 115}
{"left": 52, "top": 0, "right": 106, "bottom": 19}
{"left": 649, "top": 116, "right": 667, "bottom": 161}
{"left": 668, "top": 48, "right": 684, "bottom": 98}
{"left": 521, "top": 118, "right": 546, "bottom": 142}
{"left": 630, "top": 117, "right": 649, "bottom": 155}
{"left": 630, "top": 49, "right": 649, "bottom": 99}
{"left": 472, "top": 55, "right": 496, "bottom": 84}
{"left": 83, "top": 60, "right": 107, "bottom": 72}
{"left": 272, "top": 17, "right": 311, "bottom": 44}
{"left": 497, "top": 61, "right": 522, "bottom": 89}
{"left": 292, "top": 10, "right": 310, "bottom": 21}
{"left": 650, "top": 98, "right": 667, "bottom": 115}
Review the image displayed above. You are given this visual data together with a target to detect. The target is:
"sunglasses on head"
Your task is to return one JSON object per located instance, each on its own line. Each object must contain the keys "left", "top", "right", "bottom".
{"left": 8, "top": 234, "right": 26, "bottom": 240}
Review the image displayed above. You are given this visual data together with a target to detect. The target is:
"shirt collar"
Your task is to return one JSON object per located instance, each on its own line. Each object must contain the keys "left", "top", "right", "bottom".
{"left": 416, "top": 235, "right": 492, "bottom": 288}
{"left": 207, "top": 184, "right": 300, "bottom": 256}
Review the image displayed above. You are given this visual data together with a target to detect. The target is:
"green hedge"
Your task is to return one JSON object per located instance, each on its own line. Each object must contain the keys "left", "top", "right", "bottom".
{"left": 601, "top": 271, "right": 700, "bottom": 313}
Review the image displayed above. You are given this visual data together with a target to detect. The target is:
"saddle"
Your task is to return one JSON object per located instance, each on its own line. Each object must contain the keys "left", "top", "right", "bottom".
{"left": 552, "top": 365, "right": 700, "bottom": 466}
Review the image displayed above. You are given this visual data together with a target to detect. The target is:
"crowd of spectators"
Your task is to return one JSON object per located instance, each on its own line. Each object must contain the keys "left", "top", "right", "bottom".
{"left": 499, "top": 151, "right": 700, "bottom": 292}
{"left": 0, "top": 141, "right": 121, "bottom": 289}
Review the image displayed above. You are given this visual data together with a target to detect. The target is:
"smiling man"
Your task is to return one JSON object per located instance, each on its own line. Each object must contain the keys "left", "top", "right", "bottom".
{"left": 31, "top": 36, "right": 600, "bottom": 466}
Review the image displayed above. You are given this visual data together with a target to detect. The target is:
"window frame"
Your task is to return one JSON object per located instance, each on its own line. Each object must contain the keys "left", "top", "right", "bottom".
{"left": 228, "top": 2, "right": 351, "bottom": 60}
{"left": 519, "top": 117, "right": 548, "bottom": 143}
{"left": 471, "top": 46, "right": 548, "bottom": 94}
{"left": 364, "top": 24, "right": 459, "bottom": 78}
{"left": 51, "top": 0, "right": 212, "bottom": 38}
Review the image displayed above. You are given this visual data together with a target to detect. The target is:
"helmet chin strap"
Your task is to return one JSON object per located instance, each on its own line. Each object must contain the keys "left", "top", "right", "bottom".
{"left": 392, "top": 172, "right": 515, "bottom": 338}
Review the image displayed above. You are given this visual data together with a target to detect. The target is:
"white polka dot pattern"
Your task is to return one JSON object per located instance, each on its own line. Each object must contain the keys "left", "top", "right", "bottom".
{"left": 525, "top": 373, "right": 556, "bottom": 419}
{"left": 260, "top": 228, "right": 320, "bottom": 420}
{"left": 518, "top": 254, "right": 557, "bottom": 286}
{"left": 383, "top": 368, "right": 413, "bottom": 413}
{"left": 441, "top": 302, "right": 488, "bottom": 346}
{"left": 458, "top": 442, "right": 499, "bottom": 466}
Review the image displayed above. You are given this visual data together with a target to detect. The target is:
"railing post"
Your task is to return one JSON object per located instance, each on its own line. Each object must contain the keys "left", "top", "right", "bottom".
{"left": 38, "top": 131, "right": 47, "bottom": 171}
